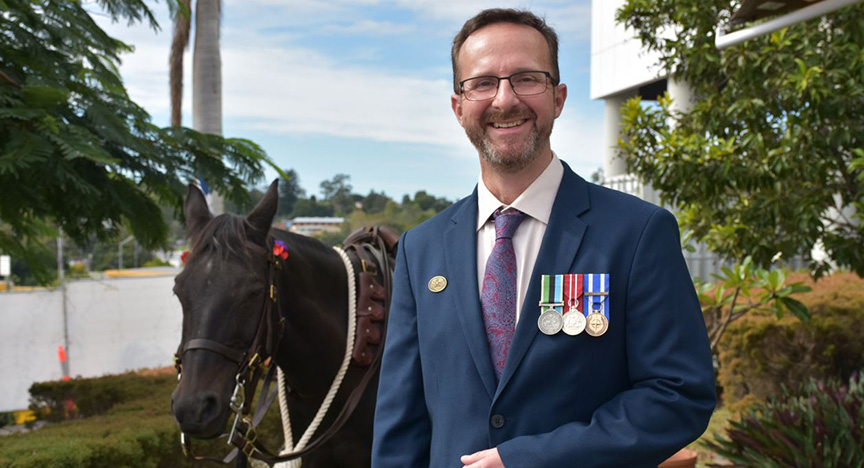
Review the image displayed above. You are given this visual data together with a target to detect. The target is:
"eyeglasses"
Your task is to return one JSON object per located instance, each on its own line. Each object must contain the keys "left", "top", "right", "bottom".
{"left": 459, "top": 71, "right": 556, "bottom": 101}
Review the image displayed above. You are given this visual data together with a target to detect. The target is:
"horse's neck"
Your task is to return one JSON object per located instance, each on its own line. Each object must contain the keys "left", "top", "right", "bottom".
{"left": 273, "top": 241, "right": 349, "bottom": 400}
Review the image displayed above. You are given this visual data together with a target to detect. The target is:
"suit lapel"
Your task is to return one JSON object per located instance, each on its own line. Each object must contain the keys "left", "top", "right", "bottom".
{"left": 496, "top": 164, "right": 591, "bottom": 396}
{"left": 443, "top": 188, "right": 497, "bottom": 398}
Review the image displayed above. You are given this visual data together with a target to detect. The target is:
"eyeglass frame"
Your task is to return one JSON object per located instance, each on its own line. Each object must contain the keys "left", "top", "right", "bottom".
{"left": 458, "top": 70, "right": 559, "bottom": 101}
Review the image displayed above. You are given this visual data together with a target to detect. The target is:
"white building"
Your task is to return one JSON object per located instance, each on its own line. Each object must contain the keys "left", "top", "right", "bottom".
{"left": 590, "top": 0, "right": 713, "bottom": 278}
{"left": 287, "top": 217, "right": 345, "bottom": 237}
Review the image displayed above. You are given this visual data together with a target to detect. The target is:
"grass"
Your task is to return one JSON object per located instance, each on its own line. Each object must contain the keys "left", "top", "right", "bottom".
{"left": 0, "top": 370, "right": 285, "bottom": 468}
{"left": 691, "top": 407, "right": 733, "bottom": 467}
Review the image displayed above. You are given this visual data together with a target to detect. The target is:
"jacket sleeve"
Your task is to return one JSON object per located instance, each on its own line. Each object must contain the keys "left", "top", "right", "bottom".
{"left": 371, "top": 231, "right": 432, "bottom": 467}
{"left": 497, "top": 208, "right": 717, "bottom": 468}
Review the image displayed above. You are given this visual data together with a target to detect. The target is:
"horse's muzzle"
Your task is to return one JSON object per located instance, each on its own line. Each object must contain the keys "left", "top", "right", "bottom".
{"left": 171, "top": 386, "right": 230, "bottom": 439}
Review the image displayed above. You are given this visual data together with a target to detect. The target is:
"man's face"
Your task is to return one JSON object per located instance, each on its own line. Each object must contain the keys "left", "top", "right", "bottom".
{"left": 451, "top": 23, "right": 567, "bottom": 173}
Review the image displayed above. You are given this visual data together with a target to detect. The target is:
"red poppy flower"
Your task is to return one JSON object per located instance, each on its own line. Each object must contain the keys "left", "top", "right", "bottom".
{"left": 273, "top": 240, "right": 289, "bottom": 260}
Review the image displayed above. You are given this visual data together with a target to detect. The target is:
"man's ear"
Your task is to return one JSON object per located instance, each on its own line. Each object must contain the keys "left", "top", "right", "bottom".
{"left": 451, "top": 93, "right": 465, "bottom": 127}
{"left": 553, "top": 83, "right": 567, "bottom": 119}
{"left": 245, "top": 179, "right": 279, "bottom": 244}
{"left": 184, "top": 184, "right": 213, "bottom": 240}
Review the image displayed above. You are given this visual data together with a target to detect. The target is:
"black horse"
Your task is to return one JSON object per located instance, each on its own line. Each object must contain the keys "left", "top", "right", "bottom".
{"left": 171, "top": 180, "right": 394, "bottom": 467}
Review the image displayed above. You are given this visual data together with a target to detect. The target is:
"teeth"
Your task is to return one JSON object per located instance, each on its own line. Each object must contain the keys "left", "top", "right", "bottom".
{"left": 492, "top": 120, "right": 524, "bottom": 128}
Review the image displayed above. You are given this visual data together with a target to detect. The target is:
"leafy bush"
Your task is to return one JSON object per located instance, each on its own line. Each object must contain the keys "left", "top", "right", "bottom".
{"left": 2, "top": 371, "right": 289, "bottom": 467}
{"left": 142, "top": 258, "right": 172, "bottom": 267}
{"left": 0, "top": 412, "right": 14, "bottom": 429}
{"left": 717, "top": 272, "right": 864, "bottom": 407}
{"left": 705, "top": 373, "right": 864, "bottom": 467}
{"left": 29, "top": 373, "right": 148, "bottom": 421}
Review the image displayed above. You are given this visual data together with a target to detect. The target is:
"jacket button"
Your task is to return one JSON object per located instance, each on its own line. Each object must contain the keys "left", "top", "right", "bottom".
{"left": 490, "top": 414, "right": 505, "bottom": 429}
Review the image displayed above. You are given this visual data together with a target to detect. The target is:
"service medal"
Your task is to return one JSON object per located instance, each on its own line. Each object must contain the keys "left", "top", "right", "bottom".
{"left": 562, "top": 311, "right": 586, "bottom": 336}
{"left": 584, "top": 273, "right": 610, "bottom": 337}
{"left": 538, "top": 308, "right": 564, "bottom": 335}
{"left": 561, "top": 274, "right": 585, "bottom": 335}
{"left": 585, "top": 311, "right": 609, "bottom": 337}
{"left": 538, "top": 275, "right": 564, "bottom": 335}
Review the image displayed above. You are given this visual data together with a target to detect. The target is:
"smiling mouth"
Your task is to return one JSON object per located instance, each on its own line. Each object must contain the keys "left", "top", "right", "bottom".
{"left": 491, "top": 120, "right": 527, "bottom": 129}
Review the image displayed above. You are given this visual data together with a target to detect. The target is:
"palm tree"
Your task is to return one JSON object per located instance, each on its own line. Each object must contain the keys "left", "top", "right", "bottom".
{"left": 170, "top": 0, "right": 224, "bottom": 213}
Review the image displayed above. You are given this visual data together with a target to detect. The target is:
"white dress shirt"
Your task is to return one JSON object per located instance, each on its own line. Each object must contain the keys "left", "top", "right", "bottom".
{"left": 476, "top": 155, "right": 564, "bottom": 323}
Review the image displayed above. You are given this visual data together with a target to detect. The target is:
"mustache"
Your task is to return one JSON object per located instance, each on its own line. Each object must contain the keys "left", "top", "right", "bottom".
{"left": 483, "top": 108, "right": 536, "bottom": 124}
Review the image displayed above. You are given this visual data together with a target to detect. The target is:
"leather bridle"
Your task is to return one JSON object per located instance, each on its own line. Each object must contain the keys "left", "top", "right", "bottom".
{"left": 174, "top": 240, "right": 282, "bottom": 464}
{"left": 173, "top": 229, "right": 394, "bottom": 465}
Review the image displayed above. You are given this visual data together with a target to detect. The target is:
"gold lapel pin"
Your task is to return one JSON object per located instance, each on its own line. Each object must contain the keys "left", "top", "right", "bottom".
{"left": 428, "top": 276, "right": 447, "bottom": 293}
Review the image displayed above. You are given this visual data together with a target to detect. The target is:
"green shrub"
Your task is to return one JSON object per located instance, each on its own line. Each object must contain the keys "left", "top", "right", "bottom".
{"left": 28, "top": 373, "right": 157, "bottom": 421}
{"left": 142, "top": 258, "right": 171, "bottom": 267}
{"left": 0, "top": 412, "right": 13, "bottom": 429}
{"left": 717, "top": 272, "right": 864, "bottom": 407}
{"left": 705, "top": 373, "right": 864, "bottom": 467}
{"left": 2, "top": 371, "right": 291, "bottom": 468}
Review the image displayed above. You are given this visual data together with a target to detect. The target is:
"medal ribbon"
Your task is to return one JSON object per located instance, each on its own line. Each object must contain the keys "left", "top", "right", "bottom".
{"left": 541, "top": 274, "right": 551, "bottom": 304}
{"left": 586, "top": 273, "right": 598, "bottom": 317}
{"left": 554, "top": 274, "right": 563, "bottom": 314}
{"left": 563, "top": 274, "right": 584, "bottom": 314}
{"left": 577, "top": 274, "right": 584, "bottom": 313}
{"left": 601, "top": 273, "right": 609, "bottom": 319}
{"left": 585, "top": 274, "right": 610, "bottom": 319}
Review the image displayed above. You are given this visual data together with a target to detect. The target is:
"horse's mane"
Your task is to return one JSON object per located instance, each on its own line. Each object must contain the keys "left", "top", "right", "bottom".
{"left": 188, "top": 214, "right": 251, "bottom": 259}
{"left": 188, "top": 213, "right": 341, "bottom": 269}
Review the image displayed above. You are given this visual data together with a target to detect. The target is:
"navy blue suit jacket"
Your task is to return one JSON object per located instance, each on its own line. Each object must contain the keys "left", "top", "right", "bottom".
{"left": 372, "top": 163, "right": 716, "bottom": 468}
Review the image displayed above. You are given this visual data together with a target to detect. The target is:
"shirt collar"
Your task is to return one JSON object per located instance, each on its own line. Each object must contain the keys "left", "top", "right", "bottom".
{"left": 476, "top": 154, "right": 564, "bottom": 231}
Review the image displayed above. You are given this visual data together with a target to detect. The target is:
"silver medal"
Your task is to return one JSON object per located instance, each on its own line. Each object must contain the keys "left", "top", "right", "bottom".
{"left": 561, "top": 311, "right": 586, "bottom": 336}
{"left": 538, "top": 308, "right": 563, "bottom": 335}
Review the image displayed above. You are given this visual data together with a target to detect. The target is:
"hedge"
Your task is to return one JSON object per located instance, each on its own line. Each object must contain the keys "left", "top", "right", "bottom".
{"left": 717, "top": 272, "right": 864, "bottom": 408}
{"left": 0, "top": 372, "right": 286, "bottom": 468}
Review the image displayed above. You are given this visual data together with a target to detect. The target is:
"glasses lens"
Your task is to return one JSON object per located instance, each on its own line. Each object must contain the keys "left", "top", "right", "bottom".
{"left": 463, "top": 77, "right": 499, "bottom": 101}
{"left": 511, "top": 72, "right": 548, "bottom": 96}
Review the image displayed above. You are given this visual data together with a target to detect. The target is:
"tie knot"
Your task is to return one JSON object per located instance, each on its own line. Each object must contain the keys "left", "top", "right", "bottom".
{"left": 493, "top": 208, "right": 525, "bottom": 240}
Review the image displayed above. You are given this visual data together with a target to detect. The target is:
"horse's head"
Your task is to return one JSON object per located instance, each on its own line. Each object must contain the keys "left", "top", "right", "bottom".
{"left": 171, "top": 180, "right": 278, "bottom": 439}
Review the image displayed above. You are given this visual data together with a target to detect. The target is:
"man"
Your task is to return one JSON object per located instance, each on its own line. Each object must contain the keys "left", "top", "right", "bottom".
{"left": 372, "top": 8, "right": 715, "bottom": 468}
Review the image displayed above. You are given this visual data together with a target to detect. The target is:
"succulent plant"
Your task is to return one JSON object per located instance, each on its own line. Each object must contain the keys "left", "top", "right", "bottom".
{"left": 706, "top": 372, "right": 864, "bottom": 467}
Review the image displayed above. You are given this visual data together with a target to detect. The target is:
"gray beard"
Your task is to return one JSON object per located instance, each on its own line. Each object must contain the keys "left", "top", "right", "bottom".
{"left": 467, "top": 121, "right": 551, "bottom": 174}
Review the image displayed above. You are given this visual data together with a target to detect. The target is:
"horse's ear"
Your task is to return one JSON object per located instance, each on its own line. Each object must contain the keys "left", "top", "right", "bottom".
{"left": 245, "top": 179, "right": 279, "bottom": 244}
{"left": 185, "top": 183, "right": 213, "bottom": 239}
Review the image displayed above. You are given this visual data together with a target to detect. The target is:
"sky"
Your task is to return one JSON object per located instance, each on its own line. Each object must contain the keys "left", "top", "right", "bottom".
{"left": 92, "top": 0, "right": 605, "bottom": 202}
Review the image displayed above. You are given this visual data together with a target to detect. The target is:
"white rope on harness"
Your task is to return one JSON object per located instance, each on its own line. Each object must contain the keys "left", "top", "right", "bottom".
{"left": 274, "top": 246, "right": 357, "bottom": 468}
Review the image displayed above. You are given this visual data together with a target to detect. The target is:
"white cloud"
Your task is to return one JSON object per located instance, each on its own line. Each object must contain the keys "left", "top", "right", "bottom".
{"left": 221, "top": 44, "right": 464, "bottom": 146}
{"left": 320, "top": 20, "right": 416, "bottom": 35}
{"left": 91, "top": 0, "right": 601, "bottom": 163}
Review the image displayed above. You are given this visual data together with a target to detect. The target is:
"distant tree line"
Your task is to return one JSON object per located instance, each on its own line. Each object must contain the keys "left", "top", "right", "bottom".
{"left": 6, "top": 171, "right": 451, "bottom": 286}
{"left": 229, "top": 169, "right": 454, "bottom": 246}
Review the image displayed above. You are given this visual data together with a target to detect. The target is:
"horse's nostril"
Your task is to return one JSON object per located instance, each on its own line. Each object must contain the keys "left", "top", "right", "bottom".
{"left": 201, "top": 394, "right": 219, "bottom": 420}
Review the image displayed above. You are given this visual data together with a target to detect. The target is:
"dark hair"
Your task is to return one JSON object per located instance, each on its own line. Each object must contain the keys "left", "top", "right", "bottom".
{"left": 451, "top": 8, "right": 560, "bottom": 94}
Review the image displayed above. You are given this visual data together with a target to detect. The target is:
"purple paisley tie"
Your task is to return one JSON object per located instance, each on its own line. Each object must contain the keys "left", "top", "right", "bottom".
{"left": 481, "top": 208, "right": 526, "bottom": 382}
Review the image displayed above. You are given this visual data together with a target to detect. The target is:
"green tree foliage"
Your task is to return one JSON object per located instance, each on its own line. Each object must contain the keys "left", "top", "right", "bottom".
{"left": 292, "top": 195, "right": 335, "bottom": 217}
{"left": 405, "top": 190, "right": 453, "bottom": 213}
{"left": 320, "top": 173, "right": 355, "bottom": 215}
{"left": 616, "top": 1, "right": 864, "bottom": 276}
{"left": 278, "top": 168, "right": 304, "bottom": 216}
{"left": 0, "top": 0, "right": 274, "bottom": 283}
{"left": 360, "top": 190, "right": 390, "bottom": 214}
{"left": 698, "top": 257, "right": 811, "bottom": 352}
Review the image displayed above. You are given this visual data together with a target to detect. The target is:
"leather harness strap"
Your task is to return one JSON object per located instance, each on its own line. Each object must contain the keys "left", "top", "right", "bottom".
{"left": 181, "top": 339, "right": 246, "bottom": 364}
{"left": 225, "top": 226, "right": 397, "bottom": 464}
{"left": 175, "top": 226, "right": 397, "bottom": 466}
